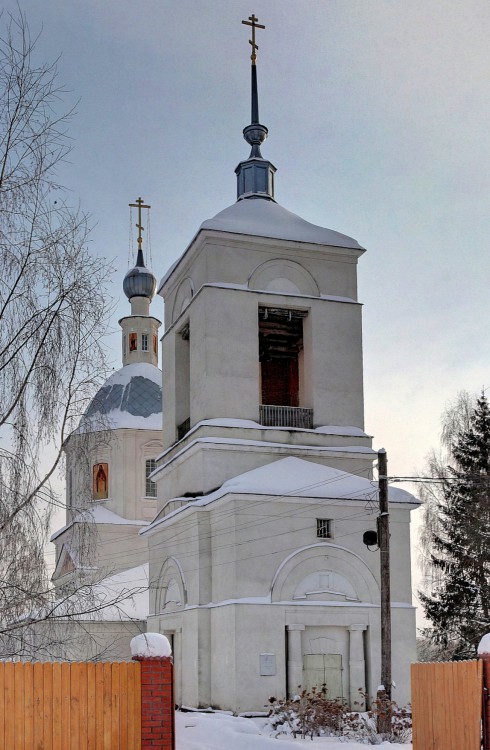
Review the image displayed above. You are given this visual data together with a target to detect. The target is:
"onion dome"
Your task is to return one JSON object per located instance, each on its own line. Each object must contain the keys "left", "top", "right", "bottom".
{"left": 123, "top": 247, "right": 157, "bottom": 301}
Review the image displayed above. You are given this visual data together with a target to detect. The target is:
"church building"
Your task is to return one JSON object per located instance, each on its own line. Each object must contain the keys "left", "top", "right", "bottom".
{"left": 141, "top": 16, "right": 418, "bottom": 712}
{"left": 48, "top": 14, "right": 418, "bottom": 708}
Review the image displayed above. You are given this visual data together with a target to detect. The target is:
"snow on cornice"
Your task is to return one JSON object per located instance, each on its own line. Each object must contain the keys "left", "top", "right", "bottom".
{"left": 51, "top": 505, "right": 148, "bottom": 542}
{"left": 143, "top": 456, "right": 419, "bottom": 536}
{"left": 152, "top": 436, "right": 376, "bottom": 478}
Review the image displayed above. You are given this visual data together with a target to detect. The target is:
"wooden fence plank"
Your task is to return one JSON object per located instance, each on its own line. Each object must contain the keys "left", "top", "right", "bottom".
{"left": 43, "top": 663, "right": 53, "bottom": 750}
{"left": 23, "top": 663, "right": 34, "bottom": 750}
{"left": 111, "top": 663, "right": 120, "bottom": 750}
{"left": 103, "top": 663, "right": 112, "bottom": 750}
{"left": 52, "top": 663, "right": 62, "bottom": 750}
{"left": 119, "top": 663, "right": 128, "bottom": 750}
{"left": 134, "top": 662, "right": 141, "bottom": 750}
{"left": 15, "top": 662, "right": 25, "bottom": 750}
{"left": 79, "top": 663, "right": 88, "bottom": 750}
{"left": 0, "top": 664, "right": 5, "bottom": 750}
{"left": 33, "top": 662, "right": 44, "bottom": 750}
{"left": 4, "top": 663, "right": 14, "bottom": 749}
{"left": 71, "top": 662, "right": 81, "bottom": 750}
{"left": 127, "top": 662, "right": 139, "bottom": 750}
{"left": 95, "top": 663, "right": 104, "bottom": 750}
{"left": 87, "top": 662, "right": 96, "bottom": 750}
{"left": 61, "top": 661, "right": 71, "bottom": 750}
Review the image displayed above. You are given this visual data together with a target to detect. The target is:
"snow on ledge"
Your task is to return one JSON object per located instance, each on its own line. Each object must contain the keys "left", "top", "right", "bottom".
{"left": 478, "top": 633, "right": 490, "bottom": 655}
{"left": 130, "top": 632, "right": 172, "bottom": 658}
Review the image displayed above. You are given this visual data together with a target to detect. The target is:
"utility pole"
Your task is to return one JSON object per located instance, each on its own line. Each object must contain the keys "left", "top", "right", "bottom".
{"left": 377, "top": 448, "right": 392, "bottom": 734}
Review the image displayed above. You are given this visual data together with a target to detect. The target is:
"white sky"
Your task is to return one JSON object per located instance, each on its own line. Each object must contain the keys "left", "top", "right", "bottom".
{"left": 8, "top": 0, "right": 490, "bottom": 625}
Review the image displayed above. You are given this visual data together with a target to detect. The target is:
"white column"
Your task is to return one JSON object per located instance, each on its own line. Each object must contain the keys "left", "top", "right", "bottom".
{"left": 287, "top": 624, "right": 305, "bottom": 696}
{"left": 348, "top": 624, "right": 367, "bottom": 710}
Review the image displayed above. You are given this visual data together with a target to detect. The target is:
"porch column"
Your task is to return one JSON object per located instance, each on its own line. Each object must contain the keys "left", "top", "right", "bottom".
{"left": 287, "top": 624, "right": 305, "bottom": 696}
{"left": 348, "top": 624, "right": 367, "bottom": 710}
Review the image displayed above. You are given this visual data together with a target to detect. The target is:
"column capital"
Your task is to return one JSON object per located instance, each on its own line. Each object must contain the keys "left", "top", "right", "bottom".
{"left": 348, "top": 623, "right": 367, "bottom": 632}
{"left": 287, "top": 623, "right": 305, "bottom": 631}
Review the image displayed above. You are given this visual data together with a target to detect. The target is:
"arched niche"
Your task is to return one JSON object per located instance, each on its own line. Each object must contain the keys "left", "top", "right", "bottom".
{"left": 293, "top": 570, "right": 359, "bottom": 602}
{"left": 270, "top": 543, "right": 379, "bottom": 604}
{"left": 155, "top": 556, "right": 187, "bottom": 614}
{"left": 248, "top": 259, "right": 320, "bottom": 297}
{"left": 171, "top": 277, "right": 194, "bottom": 323}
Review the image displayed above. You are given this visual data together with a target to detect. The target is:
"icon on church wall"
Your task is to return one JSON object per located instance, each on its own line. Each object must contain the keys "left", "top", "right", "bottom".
{"left": 153, "top": 334, "right": 157, "bottom": 355}
{"left": 129, "top": 332, "right": 137, "bottom": 351}
{"left": 93, "top": 463, "right": 108, "bottom": 500}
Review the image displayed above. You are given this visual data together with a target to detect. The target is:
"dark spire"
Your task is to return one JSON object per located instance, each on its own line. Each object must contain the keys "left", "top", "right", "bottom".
{"left": 236, "top": 14, "right": 276, "bottom": 201}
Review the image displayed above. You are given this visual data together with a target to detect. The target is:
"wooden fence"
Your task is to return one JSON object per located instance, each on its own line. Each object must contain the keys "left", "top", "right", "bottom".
{"left": 0, "top": 661, "right": 141, "bottom": 750}
{"left": 411, "top": 659, "right": 483, "bottom": 750}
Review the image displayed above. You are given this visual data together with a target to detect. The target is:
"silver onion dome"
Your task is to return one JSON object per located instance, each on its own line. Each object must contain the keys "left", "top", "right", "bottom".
{"left": 123, "top": 248, "right": 157, "bottom": 301}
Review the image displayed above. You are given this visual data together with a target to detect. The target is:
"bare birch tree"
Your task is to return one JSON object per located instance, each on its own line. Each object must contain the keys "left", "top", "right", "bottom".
{"left": 0, "top": 11, "right": 141, "bottom": 658}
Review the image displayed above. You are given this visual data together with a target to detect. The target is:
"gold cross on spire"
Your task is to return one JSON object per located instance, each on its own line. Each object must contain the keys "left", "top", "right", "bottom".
{"left": 129, "top": 197, "right": 151, "bottom": 250}
{"left": 242, "top": 13, "right": 265, "bottom": 65}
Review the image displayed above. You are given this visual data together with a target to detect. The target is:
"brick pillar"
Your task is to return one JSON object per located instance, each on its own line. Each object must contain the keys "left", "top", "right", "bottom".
{"left": 480, "top": 653, "right": 490, "bottom": 750}
{"left": 133, "top": 655, "right": 175, "bottom": 750}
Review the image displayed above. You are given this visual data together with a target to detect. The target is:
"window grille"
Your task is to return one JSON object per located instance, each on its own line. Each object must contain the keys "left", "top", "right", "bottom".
{"left": 145, "top": 459, "right": 157, "bottom": 497}
{"left": 316, "top": 518, "right": 332, "bottom": 539}
{"left": 142, "top": 333, "right": 149, "bottom": 351}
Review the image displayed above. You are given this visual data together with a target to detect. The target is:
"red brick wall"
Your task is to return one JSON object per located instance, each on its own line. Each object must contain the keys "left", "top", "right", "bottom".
{"left": 133, "top": 656, "right": 175, "bottom": 750}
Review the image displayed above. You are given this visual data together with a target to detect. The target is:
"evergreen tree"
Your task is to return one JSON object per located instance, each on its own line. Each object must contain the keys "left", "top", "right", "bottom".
{"left": 420, "top": 392, "right": 490, "bottom": 659}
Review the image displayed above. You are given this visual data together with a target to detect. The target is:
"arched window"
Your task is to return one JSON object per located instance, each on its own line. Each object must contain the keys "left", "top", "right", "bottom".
{"left": 145, "top": 459, "right": 157, "bottom": 498}
{"left": 93, "top": 463, "right": 108, "bottom": 500}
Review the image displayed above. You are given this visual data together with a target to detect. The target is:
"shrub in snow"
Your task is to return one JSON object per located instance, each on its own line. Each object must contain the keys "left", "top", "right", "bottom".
{"left": 342, "top": 693, "right": 412, "bottom": 745}
{"left": 265, "top": 686, "right": 411, "bottom": 744}
{"left": 267, "top": 685, "right": 347, "bottom": 740}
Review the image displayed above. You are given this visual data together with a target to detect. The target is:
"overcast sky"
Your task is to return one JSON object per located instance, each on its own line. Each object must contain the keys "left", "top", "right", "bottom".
{"left": 5, "top": 0, "right": 490, "bottom": 618}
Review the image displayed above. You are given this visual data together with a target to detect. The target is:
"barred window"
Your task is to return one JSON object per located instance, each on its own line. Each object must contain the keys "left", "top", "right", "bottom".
{"left": 316, "top": 518, "right": 332, "bottom": 539}
{"left": 142, "top": 333, "right": 149, "bottom": 352}
{"left": 145, "top": 459, "right": 157, "bottom": 497}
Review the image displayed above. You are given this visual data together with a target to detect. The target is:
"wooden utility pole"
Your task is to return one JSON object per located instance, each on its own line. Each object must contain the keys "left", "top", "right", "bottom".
{"left": 377, "top": 448, "right": 392, "bottom": 734}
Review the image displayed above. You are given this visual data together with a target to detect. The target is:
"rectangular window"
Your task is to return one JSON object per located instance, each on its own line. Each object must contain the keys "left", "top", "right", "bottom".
{"left": 153, "top": 334, "right": 157, "bottom": 355}
{"left": 259, "top": 308, "right": 306, "bottom": 407}
{"left": 145, "top": 459, "right": 157, "bottom": 498}
{"left": 316, "top": 518, "right": 332, "bottom": 539}
{"left": 129, "top": 332, "right": 137, "bottom": 351}
{"left": 142, "top": 333, "right": 149, "bottom": 351}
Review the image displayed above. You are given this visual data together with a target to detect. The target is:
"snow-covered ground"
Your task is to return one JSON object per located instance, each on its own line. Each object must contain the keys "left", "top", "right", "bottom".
{"left": 175, "top": 711, "right": 411, "bottom": 749}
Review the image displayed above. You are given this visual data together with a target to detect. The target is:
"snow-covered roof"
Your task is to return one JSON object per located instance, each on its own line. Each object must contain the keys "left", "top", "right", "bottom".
{"left": 84, "top": 563, "right": 149, "bottom": 621}
{"left": 77, "top": 362, "right": 162, "bottom": 433}
{"left": 46, "top": 564, "right": 150, "bottom": 622}
{"left": 144, "top": 456, "right": 419, "bottom": 534}
{"left": 200, "top": 199, "right": 364, "bottom": 249}
{"left": 50, "top": 505, "right": 148, "bottom": 542}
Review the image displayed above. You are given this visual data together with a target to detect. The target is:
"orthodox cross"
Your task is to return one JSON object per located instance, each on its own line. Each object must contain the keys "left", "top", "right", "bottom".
{"left": 242, "top": 13, "right": 265, "bottom": 65}
{"left": 129, "top": 196, "right": 151, "bottom": 250}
